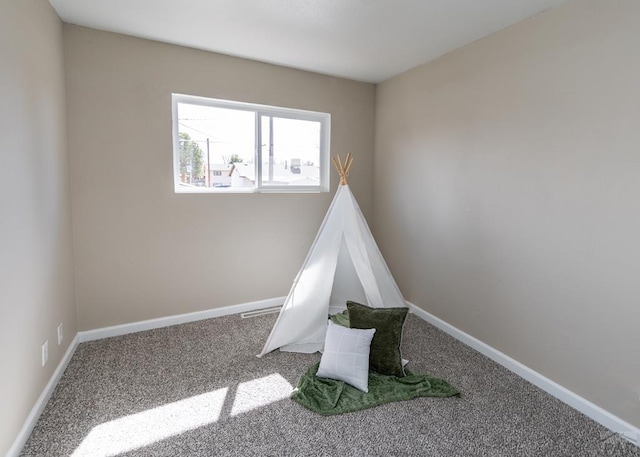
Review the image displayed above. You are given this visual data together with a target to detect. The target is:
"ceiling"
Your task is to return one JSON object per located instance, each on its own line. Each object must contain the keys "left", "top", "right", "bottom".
{"left": 49, "top": 0, "right": 566, "bottom": 83}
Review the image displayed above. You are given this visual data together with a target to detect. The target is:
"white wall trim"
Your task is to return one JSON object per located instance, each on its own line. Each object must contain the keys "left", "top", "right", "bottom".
{"left": 406, "top": 301, "right": 639, "bottom": 446}
{"left": 79, "top": 296, "right": 286, "bottom": 342}
{"left": 10, "top": 297, "right": 286, "bottom": 455}
{"left": 7, "top": 334, "right": 80, "bottom": 457}
{"left": 15, "top": 298, "right": 636, "bottom": 453}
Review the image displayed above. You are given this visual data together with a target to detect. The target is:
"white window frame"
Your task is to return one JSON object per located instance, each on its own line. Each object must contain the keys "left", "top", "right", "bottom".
{"left": 172, "top": 93, "right": 331, "bottom": 193}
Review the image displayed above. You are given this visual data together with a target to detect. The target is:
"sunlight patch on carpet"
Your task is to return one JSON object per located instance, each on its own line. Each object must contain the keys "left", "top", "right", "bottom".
{"left": 71, "top": 387, "right": 228, "bottom": 457}
{"left": 230, "top": 373, "right": 293, "bottom": 416}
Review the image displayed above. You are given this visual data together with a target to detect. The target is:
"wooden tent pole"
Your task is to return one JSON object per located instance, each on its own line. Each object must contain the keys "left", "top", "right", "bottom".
{"left": 331, "top": 157, "right": 340, "bottom": 180}
{"left": 333, "top": 154, "right": 353, "bottom": 185}
{"left": 344, "top": 153, "right": 353, "bottom": 177}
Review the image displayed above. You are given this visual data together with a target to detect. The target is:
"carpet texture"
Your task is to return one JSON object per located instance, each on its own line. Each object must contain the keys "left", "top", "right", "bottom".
{"left": 20, "top": 313, "right": 639, "bottom": 456}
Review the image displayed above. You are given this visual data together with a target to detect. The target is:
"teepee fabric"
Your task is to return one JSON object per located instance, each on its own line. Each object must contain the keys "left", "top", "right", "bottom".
{"left": 259, "top": 184, "right": 406, "bottom": 357}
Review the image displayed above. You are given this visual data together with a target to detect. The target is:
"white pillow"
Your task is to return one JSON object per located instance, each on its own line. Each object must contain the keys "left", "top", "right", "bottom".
{"left": 316, "top": 320, "right": 376, "bottom": 392}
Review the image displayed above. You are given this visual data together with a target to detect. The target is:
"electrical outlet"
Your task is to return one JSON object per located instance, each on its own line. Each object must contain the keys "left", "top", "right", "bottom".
{"left": 41, "top": 340, "right": 48, "bottom": 367}
{"left": 57, "top": 323, "right": 63, "bottom": 345}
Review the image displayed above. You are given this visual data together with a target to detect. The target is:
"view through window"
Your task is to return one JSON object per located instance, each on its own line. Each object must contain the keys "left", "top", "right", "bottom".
{"left": 172, "top": 94, "right": 330, "bottom": 193}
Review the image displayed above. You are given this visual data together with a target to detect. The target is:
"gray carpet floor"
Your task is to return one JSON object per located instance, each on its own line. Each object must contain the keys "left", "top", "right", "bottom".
{"left": 20, "top": 312, "right": 639, "bottom": 456}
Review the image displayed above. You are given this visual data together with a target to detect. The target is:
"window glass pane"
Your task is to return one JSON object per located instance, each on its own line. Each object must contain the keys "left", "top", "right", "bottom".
{"left": 173, "top": 94, "right": 329, "bottom": 193}
{"left": 260, "top": 117, "right": 321, "bottom": 187}
{"left": 177, "top": 103, "right": 254, "bottom": 189}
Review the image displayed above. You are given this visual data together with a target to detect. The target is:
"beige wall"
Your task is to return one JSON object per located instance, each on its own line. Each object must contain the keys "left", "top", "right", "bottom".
{"left": 63, "top": 26, "right": 376, "bottom": 331}
{"left": 5, "top": 1, "right": 636, "bottom": 451}
{"left": 0, "top": 1, "right": 78, "bottom": 454}
{"left": 375, "top": 0, "right": 640, "bottom": 427}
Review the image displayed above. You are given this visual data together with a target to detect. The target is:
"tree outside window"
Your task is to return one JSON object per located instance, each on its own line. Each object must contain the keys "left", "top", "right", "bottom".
{"left": 179, "top": 132, "right": 204, "bottom": 184}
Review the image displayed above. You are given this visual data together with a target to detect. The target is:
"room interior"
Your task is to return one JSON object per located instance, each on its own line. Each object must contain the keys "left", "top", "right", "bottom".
{"left": 2, "top": 0, "right": 639, "bottom": 455}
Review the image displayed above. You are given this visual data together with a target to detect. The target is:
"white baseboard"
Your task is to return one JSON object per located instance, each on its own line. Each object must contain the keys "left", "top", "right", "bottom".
{"left": 78, "top": 296, "right": 286, "bottom": 342}
{"left": 406, "top": 301, "right": 639, "bottom": 446}
{"left": 15, "top": 298, "right": 636, "bottom": 454}
{"left": 10, "top": 297, "right": 285, "bottom": 456}
{"left": 7, "top": 334, "right": 80, "bottom": 457}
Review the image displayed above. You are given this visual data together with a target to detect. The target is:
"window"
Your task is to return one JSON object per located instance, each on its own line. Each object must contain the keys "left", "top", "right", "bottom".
{"left": 172, "top": 94, "right": 330, "bottom": 193}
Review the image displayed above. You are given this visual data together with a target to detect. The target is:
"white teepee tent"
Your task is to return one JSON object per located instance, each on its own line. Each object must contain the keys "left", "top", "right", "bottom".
{"left": 259, "top": 154, "right": 406, "bottom": 357}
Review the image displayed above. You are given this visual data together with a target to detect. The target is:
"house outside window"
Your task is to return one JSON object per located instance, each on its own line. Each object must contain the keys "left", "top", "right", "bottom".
{"left": 172, "top": 94, "right": 331, "bottom": 193}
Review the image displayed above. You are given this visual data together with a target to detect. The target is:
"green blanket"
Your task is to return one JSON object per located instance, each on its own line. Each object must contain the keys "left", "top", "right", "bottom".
{"left": 329, "top": 309, "right": 351, "bottom": 327}
{"left": 291, "top": 309, "right": 459, "bottom": 415}
{"left": 291, "top": 363, "right": 460, "bottom": 416}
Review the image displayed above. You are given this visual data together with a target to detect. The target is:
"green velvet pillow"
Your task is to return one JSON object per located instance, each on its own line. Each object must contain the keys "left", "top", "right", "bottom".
{"left": 347, "top": 301, "right": 408, "bottom": 377}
